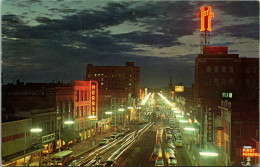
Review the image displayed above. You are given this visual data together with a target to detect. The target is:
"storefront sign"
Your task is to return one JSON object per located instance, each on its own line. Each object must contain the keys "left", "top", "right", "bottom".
{"left": 207, "top": 107, "right": 213, "bottom": 142}
{"left": 42, "top": 133, "right": 55, "bottom": 144}
{"left": 242, "top": 148, "right": 259, "bottom": 157}
{"left": 196, "top": 6, "right": 214, "bottom": 32}
{"left": 90, "top": 81, "right": 98, "bottom": 120}
{"left": 175, "top": 86, "right": 184, "bottom": 92}
{"left": 2, "top": 131, "right": 30, "bottom": 143}
{"left": 217, "top": 130, "right": 221, "bottom": 147}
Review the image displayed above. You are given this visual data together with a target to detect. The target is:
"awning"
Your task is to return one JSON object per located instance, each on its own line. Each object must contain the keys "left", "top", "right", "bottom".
{"left": 2, "top": 146, "right": 44, "bottom": 164}
{"left": 60, "top": 129, "right": 80, "bottom": 143}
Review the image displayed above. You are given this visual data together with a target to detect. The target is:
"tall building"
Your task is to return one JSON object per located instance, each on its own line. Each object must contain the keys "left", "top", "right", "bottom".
{"left": 194, "top": 46, "right": 259, "bottom": 165}
{"left": 86, "top": 62, "right": 140, "bottom": 98}
{"left": 86, "top": 62, "right": 141, "bottom": 125}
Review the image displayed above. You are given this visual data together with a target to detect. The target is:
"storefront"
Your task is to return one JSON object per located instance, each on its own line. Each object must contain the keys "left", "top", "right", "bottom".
{"left": 2, "top": 119, "right": 44, "bottom": 166}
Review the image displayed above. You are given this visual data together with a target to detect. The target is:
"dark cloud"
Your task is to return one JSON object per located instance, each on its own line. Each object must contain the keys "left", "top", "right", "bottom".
{"left": 215, "top": 22, "right": 259, "bottom": 40}
{"left": 2, "top": 1, "right": 259, "bottom": 87}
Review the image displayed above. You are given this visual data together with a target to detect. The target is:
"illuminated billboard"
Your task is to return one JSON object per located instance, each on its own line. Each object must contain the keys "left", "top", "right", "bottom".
{"left": 242, "top": 148, "right": 259, "bottom": 157}
{"left": 90, "top": 81, "right": 98, "bottom": 120}
{"left": 196, "top": 6, "right": 214, "bottom": 32}
{"left": 175, "top": 86, "right": 184, "bottom": 92}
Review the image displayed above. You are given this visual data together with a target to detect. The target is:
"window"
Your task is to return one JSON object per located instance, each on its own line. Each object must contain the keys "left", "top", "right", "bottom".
{"left": 222, "top": 66, "right": 226, "bottom": 73}
{"left": 228, "top": 78, "right": 233, "bottom": 85}
{"left": 207, "top": 66, "right": 211, "bottom": 73}
{"left": 214, "top": 78, "right": 218, "bottom": 85}
{"left": 76, "top": 107, "right": 79, "bottom": 118}
{"left": 76, "top": 90, "right": 79, "bottom": 102}
{"left": 222, "top": 78, "right": 226, "bottom": 85}
{"left": 81, "top": 90, "right": 83, "bottom": 101}
{"left": 246, "top": 67, "right": 250, "bottom": 74}
{"left": 214, "top": 66, "right": 218, "bottom": 73}
{"left": 206, "top": 78, "right": 211, "bottom": 86}
{"left": 229, "top": 66, "right": 233, "bottom": 73}
{"left": 81, "top": 106, "right": 83, "bottom": 117}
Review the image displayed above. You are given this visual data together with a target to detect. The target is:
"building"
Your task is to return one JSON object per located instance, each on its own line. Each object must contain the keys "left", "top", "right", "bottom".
{"left": 2, "top": 80, "right": 100, "bottom": 161}
{"left": 86, "top": 62, "right": 140, "bottom": 97}
{"left": 2, "top": 118, "right": 44, "bottom": 166}
{"left": 194, "top": 46, "right": 259, "bottom": 165}
{"left": 86, "top": 62, "right": 140, "bottom": 128}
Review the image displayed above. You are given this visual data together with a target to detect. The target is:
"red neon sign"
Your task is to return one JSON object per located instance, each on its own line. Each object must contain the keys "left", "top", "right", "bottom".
{"left": 242, "top": 148, "right": 259, "bottom": 157}
{"left": 217, "top": 130, "right": 221, "bottom": 147}
{"left": 90, "top": 81, "right": 98, "bottom": 120}
{"left": 139, "top": 88, "right": 142, "bottom": 99}
{"left": 196, "top": 6, "right": 214, "bottom": 32}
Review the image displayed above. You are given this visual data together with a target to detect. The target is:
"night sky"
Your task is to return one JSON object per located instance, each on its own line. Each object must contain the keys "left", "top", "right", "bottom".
{"left": 2, "top": 0, "right": 259, "bottom": 88}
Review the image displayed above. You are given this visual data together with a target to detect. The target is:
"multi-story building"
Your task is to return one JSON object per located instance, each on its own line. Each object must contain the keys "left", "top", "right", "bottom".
{"left": 86, "top": 62, "right": 140, "bottom": 127}
{"left": 86, "top": 62, "right": 140, "bottom": 96}
{"left": 194, "top": 46, "right": 259, "bottom": 165}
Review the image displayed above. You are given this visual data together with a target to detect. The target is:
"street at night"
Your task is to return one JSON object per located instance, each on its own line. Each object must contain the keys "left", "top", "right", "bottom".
{"left": 1, "top": 0, "right": 259, "bottom": 166}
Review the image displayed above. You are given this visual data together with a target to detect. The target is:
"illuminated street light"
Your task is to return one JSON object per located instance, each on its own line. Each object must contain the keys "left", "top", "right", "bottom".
{"left": 141, "top": 93, "right": 151, "bottom": 105}
{"left": 105, "top": 111, "right": 113, "bottom": 115}
{"left": 128, "top": 106, "right": 133, "bottom": 109}
{"left": 179, "top": 120, "right": 189, "bottom": 123}
{"left": 118, "top": 108, "right": 125, "bottom": 112}
{"left": 199, "top": 152, "right": 219, "bottom": 156}
{"left": 64, "top": 120, "right": 74, "bottom": 124}
{"left": 88, "top": 116, "right": 97, "bottom": 119}
{"left": 184, "top": 127, "right": 196, "bottom": 131}
{"left": 30, "top": 128, "right": 43, "bottom": 132}
{"left": 176, "top": 115, "right": 183, "bottom": 118}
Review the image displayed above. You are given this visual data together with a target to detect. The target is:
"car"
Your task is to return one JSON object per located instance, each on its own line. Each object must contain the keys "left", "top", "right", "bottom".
{"left": 153, "top": 144, "right": 162, "bottom": 158}
{"left": 99, "top": 139, "right": 110, "bottom": 146}
{"left": 175, "top": 139, "right": 183, "bottom": 147}
{"left": 104, "top": 159, "right": 116, "bottom": 166}
{"left": 167, "top": 142, "right": 176, "bottom": 152}
{"left": 168, "top": 157, "right": 178, "bottom": 166}
{"left": 155, "top": 158, "right": 164, "bottom": 166}
{"left": 165, "top": 148, "right": 175, "bottom": 159}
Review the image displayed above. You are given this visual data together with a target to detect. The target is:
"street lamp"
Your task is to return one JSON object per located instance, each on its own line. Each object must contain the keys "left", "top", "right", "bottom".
{"left": 199, "top": 152, "right": 218, "bottom": 156}
{"left": 58, "top": 120, "right": 74, "bottom": 152}
{"left": 24, "top": 128, "right": 42, "bottom": 165}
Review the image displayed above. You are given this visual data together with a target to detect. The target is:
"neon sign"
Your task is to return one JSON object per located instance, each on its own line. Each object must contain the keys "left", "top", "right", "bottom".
{"left": 242, "top": 148, "right": 259, "bottom": 157}
{"left": 217, "top": 130, "right": 221, "bottom": 147}
{"left": 90, "top": 81, "right": 98, "bottom": 120}
{"left": 196, "top": 6, "right": 214, "bottom": 31}
{"left": 139, "top": 88, "right": 142, "bottom": 99}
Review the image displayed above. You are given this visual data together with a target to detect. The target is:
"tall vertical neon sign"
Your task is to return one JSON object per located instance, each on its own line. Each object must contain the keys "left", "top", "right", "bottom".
{"left": 197, "top": 6, "right": 214, "bottom": 31}
{"left": 90, "top": 81, "right": 98, "bottom": 120}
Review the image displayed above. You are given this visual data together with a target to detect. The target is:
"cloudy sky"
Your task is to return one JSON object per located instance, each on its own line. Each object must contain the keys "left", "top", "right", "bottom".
{"left": 1, "top": 0, "right": 259, "bottom": 87}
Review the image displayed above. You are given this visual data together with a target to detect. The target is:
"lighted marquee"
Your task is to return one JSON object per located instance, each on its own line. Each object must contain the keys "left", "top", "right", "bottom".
{"left": 217, "top": 130, "right": 221, "bottom": 147}
{"left": 90, "top": 81, "right": 98, "bottom": 120}
{"left": 196, "top": 6, "right": 214, "bottom": 32}
{"left": 242, "top": 148, "right": 259, "bottom": 157}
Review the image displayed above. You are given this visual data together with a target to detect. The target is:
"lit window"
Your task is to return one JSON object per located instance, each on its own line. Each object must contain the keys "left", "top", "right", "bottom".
{"left": 207, "top": 66, "right": 211, "bottom": 73}
{"left": 98, "top": 74, "right": 100, "bottom": 76}
{"left": 214, "top": 66, "right": 218, "bottom": 73}
{"left": 101, "top": 83, "right": 104, "bottom": 85}
{"left": 94, "top": 74, "right": 97, "bottom": 77}
{"left": 129, "top": 83, "right": 131, "bottom": 86}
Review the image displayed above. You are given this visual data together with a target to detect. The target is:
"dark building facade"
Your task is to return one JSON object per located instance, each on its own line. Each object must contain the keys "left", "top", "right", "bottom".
{"left": 86, "top": 62, "right": 140, "bottom": 98}
{"left": 194, "top": 46, "right": 259, "bottom": 165}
